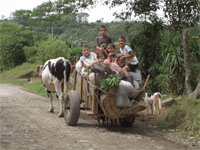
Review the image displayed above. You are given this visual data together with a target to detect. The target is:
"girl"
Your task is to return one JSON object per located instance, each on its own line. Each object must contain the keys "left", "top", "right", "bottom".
{"left": 118, "top": 36, "right": 139, "bottom": 79}
{"left": 91, "top": 50, "right": 108, "bottom": 73}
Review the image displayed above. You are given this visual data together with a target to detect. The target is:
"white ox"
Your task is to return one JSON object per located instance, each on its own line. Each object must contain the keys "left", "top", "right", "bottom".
{"left": 40, "top": 57, "right": 71, "bottom": 117}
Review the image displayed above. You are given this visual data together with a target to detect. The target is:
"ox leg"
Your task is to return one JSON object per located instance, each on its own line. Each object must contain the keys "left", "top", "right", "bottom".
{"left": 47, "top": 90, "right": 54, "bottom": 113}
{"left": 55, "top": 85, "right": 64, "bottom": 117}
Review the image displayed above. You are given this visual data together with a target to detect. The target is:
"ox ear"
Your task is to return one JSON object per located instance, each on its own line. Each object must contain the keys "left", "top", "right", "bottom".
{"left": 37, "top": 65, "right": 40, "bottom": 73}
{"left": 36, "top": 65, "right": 43, "bottom": 77}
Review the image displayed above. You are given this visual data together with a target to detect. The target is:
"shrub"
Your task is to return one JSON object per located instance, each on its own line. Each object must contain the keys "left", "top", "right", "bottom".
{"left": 36, "top": 36, "right": 69, "bottom": 63}
{"left": 67, "top": 48, "right": 82, "bottom": 65}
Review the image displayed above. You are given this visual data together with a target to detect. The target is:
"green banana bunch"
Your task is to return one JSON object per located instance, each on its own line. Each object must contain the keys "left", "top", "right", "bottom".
{"left": 100, "top": 76, "right": 121, "bottom": 91}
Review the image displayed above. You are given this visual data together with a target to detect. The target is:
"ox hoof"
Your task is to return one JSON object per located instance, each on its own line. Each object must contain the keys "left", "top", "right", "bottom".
{"left": 58, "top": 113, "right": 64, "bottom": 117}
{"left": 49, "top": 108, "right": 54, "bottom": 113}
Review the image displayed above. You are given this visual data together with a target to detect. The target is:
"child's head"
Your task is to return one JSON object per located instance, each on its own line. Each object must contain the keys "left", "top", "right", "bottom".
{"left": 98, "top": 25, "right": 107, "bottom": 37}
{"left": 81, "top": 45, "right": 90, "bottom": 58}
{"left": 97, "top": 50, "right": 107, "bottom": 61}
{"left": 116, "top": 54, "right": 125, "bottom": 67}
{"left": 107, "top": 43, "right": 115, "bottom": 53}
{"left": 118, "top": 36, "right": 126, "bottom": 48}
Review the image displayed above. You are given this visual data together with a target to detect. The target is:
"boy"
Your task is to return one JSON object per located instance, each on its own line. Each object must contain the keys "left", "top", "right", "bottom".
{"left": 75, "top": 45, "right": 97, "bottom": 76}
{"left": 94, "top": 25, "right": 112, "bottom": 54}
{"left": 118, "top": 36, "right": 139, "bottom": 81}
{"left": 107, "top": 43, "right": 117, "bottom": 54}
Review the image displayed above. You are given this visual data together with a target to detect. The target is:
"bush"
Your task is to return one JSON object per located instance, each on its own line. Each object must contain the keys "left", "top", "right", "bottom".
{"left": 36, "top": 36, "right": 69, "bottom": 63}
{"left": 24, "top": 45, "right": 37, "bottom": 63}
{"left": 67, "top": 48, "right": 82, "bottom": 65}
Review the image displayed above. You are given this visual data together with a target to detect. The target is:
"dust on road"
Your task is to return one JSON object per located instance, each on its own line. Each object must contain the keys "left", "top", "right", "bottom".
{"left": 0, "top": 84, "right": 197, "bottom": 150}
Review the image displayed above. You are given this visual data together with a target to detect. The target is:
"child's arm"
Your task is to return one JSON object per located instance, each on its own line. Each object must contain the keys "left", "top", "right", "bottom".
{"left": 120, "top": 51, "right": 134, "bottom": 61}
{"left": 96, "top": 45, "right": 103, "bottom": 51}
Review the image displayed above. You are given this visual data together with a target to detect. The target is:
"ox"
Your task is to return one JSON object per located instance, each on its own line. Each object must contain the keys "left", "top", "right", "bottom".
{"left": 40, "top": 57, "right": 71, "bottom": 117}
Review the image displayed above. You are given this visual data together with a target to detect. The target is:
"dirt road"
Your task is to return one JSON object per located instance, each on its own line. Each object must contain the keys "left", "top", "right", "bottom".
{"left": 0, "top": 84, "right": 197, "bottom": 150}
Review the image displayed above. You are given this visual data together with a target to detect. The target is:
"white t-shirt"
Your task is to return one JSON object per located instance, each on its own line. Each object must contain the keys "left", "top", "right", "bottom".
{"left": 120, "top": 45, "right": 138, "bottom": 65}
{"left": 75, "top": 52, "right": 97, "bottom": 75}
{"left": 79, "top": 52, "right": 97, "bottom": 66}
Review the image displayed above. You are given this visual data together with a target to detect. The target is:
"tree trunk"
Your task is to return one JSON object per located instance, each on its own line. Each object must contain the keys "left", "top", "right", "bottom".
{"left": 182, "top": 29, "right": 192, "bottom": 94}
{"left": 184, "top": 75, "right": 200, "bottom": 103}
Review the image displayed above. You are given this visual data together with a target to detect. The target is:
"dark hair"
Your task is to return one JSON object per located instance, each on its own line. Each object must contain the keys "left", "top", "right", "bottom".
{"left": 98, "top": 25, "right": 107, "bottom": 31}
{"left": 97, "top": 50, "right": 108, "bottom": 59}
{"left": 118, "top": 36, "right": 126, "bottom": 41}
{"left": 108, "top": 43, "right": 115, "bottom": 48}
{"left": 81, "top": 45, "right": 88, "bottom": 48}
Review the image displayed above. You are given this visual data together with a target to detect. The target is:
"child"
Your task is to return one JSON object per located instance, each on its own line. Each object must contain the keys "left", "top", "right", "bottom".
{"left": 107, "top": 43, "right": 117, "bottom": 54}
{"left": 118, "top": 36, "right": 139, "bottom": 80}
{"left": 75, "top": 45, "right": 97, "bottom": 76}
{"left": 94, "top": 25, "right": 113, "bottom": 54}
{"left": 97, "top": 50, "right": 108, "bottom": 66}
{"left": 91, "top": 50, "right": 108, "bottom": 74}
{"left": 109, "top": 54, "right": 125, "bottom": 75}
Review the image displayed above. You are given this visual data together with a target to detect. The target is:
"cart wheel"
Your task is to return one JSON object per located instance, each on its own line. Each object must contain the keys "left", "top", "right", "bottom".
{"left": 119, "top": 117, "right": 135, "bottom": 127}
{"left": 64, "top": 90, "right": 80, "bottom": 126}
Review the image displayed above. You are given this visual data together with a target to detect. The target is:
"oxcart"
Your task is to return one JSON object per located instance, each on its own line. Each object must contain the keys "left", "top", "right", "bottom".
{"left": 63, "top": 68, "right": 149, "bottom": 127}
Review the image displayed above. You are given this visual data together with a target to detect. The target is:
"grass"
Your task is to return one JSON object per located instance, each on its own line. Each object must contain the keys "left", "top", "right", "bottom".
{"left": 23, "top": 79, "right": 47, "bottom": 95}
{"left": 0, "top": 62, "right": 46, "bottom": 95}
{"left": 151, "top": 123, "right": 170, "bottom": 132}
{"left": 166, "top": 98, "right": 200, "bottom": 140}
{"left": 0, "top": 63, "right": 39, "bottom": 83}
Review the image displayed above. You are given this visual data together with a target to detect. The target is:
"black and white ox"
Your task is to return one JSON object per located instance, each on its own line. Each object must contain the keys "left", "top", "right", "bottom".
{"left": 40, "top": 57, "right": 71, "bottom": 117}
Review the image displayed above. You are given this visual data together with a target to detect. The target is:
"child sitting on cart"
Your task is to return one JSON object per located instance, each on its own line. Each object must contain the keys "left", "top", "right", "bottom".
{"left": 75, "top": 45, "right": 97, "bottom": 77}
{"left": 94, "top": 25, "right": 113, "bottom": 54}
{"left": 118, "top": 36, "right": 139, "bottom": 83}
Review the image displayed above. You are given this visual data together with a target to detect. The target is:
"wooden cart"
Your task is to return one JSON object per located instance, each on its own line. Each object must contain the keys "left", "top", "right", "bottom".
{"left": 63, "top": 69, "right": 149, "bottom": 127}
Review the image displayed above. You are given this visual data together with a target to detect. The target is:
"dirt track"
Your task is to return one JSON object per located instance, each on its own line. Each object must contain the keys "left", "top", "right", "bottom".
{"left": 0, "top": 84, "right": 199, "bottom": 150}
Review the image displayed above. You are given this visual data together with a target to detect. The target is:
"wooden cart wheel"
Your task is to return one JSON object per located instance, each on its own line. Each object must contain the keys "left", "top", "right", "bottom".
{"left": 64, "top": 90, "right": 80, "bottom": 126}
{"left": 119, "top": 117, "right": 135, "bottom": 127}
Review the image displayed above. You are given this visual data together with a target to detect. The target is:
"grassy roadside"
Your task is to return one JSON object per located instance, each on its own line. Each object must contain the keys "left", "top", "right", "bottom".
{"left": 0, "top": 63, "right": 46, "bottom": 95}
{"left": 151, "top": 97, "right": 200, "bottom": 142}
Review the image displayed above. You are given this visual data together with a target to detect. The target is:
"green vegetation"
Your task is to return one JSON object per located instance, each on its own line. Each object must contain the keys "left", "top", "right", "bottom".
{"left": 151, "top": 123, "right": 170, "bottom": 132}
{"left": 166, "top": 99, "right": 200, "bottom": 139}
{"left": 0, "top": 63, "right": 39, "bottom": 83}
{"left": 100, "top": 76, "right": 121, "bottom": 91}
{"left": 0, "top": 63, "right": 46, "bottom": 95}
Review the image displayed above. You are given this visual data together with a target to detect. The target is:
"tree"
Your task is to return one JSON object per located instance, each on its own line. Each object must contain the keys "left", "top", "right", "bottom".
{"left": 107, "top": 0, "right": 160, "bottom": 20}
{"left": 32, "top": 1, "right": 63, "bottom": 37}
{"left": 182, "top": 29, "right": 200, "bottom": 102}
{"left": 12, "top": 10, "right": 33, "bottom": 26}
{"left": 0, "top": 22, "right": 35, "bottom": 70}
{"left": 182, "top": 30, "right": 192, "bottom": 94}
{"left": 163, "top": 0, "right": 200, "bottom": 32}
{"left": 185, "top": 77, "right": 200, "bottom": 102}
{"left": 76, "top": 12, "right": 89, "bottom": 23}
